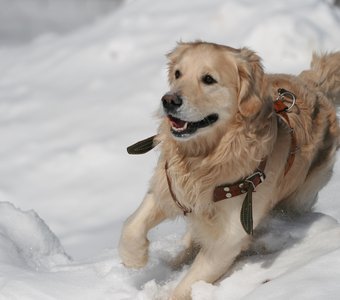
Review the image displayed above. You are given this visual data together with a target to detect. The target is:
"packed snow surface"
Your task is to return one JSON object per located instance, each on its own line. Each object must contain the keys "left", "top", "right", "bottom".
{"left": 0, "top": 0, "right": 340, "bottom": 299}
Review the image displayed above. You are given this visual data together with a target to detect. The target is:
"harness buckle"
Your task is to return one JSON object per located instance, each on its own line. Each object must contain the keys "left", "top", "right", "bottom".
{"left": 244, "top": 170, "right": 265, "bottom": 191}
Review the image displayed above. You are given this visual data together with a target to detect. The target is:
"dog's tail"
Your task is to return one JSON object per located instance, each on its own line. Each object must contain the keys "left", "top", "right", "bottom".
{"left": 299, "top": 52, "right": 340, "bottom": 105}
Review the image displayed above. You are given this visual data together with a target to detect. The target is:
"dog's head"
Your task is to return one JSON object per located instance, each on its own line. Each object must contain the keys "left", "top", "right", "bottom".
{"left": 161, "top": 42, "right": 265, "bottom": 141}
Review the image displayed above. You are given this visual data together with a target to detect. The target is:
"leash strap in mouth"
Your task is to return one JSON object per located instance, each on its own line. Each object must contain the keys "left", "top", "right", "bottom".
{"left": 127, "top": 135, "right": 158, "bottom": 154}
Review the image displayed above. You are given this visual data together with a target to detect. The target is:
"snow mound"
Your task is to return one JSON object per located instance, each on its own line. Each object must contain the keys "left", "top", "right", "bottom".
{"left": 0, "top": 202, "right": 70, "bottom": 270}
{"left": 1, "top": 210, "right": 339, "bottom": 299}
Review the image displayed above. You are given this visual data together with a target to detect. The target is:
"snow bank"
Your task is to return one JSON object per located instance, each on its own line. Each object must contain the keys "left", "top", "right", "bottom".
{"left": 0, "top": 202, "right": 70, "bottom": 269}
{"left": 0, "top": 205, "right": 339, "bottom": 299}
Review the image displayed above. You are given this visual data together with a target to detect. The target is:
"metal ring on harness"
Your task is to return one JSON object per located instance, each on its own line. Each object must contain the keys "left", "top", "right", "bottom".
{"left": 277, "top": 90, "right": 296, "bottom": 112}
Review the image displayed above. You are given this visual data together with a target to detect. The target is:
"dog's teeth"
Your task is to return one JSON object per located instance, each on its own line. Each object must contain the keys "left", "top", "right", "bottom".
{"left": 172, "top": 122, "right": 188, "bottom": 132}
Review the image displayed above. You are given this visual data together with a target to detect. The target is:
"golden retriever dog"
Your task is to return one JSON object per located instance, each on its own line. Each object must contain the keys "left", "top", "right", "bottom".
{"left": 119, "top": 41, "right": 340, "bottom": 299}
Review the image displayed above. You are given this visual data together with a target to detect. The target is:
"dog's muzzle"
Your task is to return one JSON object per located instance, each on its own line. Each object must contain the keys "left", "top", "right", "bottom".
{"left": 161, "top": 93, "right": 218, "bottom": 138}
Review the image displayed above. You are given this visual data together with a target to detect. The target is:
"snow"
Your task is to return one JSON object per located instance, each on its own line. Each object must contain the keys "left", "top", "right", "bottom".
{"left": 0, "top": 202, "right": 70, "bottom": 269}
{"left": 0, "top": 0, "right": 339, "bottom": 299}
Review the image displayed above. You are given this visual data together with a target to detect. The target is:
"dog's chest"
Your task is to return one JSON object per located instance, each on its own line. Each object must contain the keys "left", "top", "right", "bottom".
{"left": 165, "top": 162, "right": 220, "bottom": 209}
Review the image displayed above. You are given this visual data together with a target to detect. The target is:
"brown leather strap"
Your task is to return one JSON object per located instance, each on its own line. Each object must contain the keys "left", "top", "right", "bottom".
{"left": 165, "top": 162, "right": 192, "bottom": 215}
{"left": 213, "top": 159, "right": 267, "bottom": 202}
{"left": 213, "top": 159, "right": 267, "bottom": 235}
{"left": 274, "top": 89, "right": 298, "bottom": 175}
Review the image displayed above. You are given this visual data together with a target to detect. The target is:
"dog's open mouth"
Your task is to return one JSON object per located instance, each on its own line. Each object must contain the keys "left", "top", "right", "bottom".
{"left": 167, "top": 114, "right": 219, "bottom": 137}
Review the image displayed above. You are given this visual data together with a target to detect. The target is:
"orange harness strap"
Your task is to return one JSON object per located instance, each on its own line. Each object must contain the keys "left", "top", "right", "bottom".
{"left": 274, "top": 88, "right": 298, "bottom": 175}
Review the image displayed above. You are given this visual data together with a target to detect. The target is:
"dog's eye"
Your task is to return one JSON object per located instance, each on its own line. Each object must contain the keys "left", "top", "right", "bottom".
{"left": 202, "top": 74, "right": 217, "bottom": 85}
{"left": 175, "top": 70, "right": 181, "bottom": 79}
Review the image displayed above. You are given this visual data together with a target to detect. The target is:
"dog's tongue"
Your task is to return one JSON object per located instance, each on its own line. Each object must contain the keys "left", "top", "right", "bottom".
{"left": 168, "top": 115, "right": 187, "bottom": 129}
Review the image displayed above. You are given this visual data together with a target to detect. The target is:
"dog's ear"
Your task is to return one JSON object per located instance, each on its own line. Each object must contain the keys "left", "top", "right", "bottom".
{"left": 236, "top": 48, "right": 264, "bottom": 117}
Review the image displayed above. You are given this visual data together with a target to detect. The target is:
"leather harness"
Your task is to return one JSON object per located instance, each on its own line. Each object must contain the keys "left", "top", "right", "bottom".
{"left": 127, "top": 88, "right": 298, "bottom": 235}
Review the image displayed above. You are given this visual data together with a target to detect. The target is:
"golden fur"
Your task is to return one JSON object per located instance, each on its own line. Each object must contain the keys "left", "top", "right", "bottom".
{"left": 119, "top": 42, "right": 340, "bottom": 300}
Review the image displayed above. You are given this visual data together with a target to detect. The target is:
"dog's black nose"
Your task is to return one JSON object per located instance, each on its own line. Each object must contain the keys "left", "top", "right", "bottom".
{"left": 162, "top": 93, "right": 183, "bottom": 112}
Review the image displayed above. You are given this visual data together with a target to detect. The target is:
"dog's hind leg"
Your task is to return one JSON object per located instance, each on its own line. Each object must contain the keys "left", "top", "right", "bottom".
{"left": 279, "top": 153, "right": 336, "bottom": 214}
{"left": 119, "top": 192, "right": 166, "bottom": 268}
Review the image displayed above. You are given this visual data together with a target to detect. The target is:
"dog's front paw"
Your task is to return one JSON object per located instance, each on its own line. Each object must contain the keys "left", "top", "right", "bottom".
{"left": 118, "top": 228, "right": 150, "bottom": 268}
{"left": 169, "top": 285, "right": 192, "bottom": 300}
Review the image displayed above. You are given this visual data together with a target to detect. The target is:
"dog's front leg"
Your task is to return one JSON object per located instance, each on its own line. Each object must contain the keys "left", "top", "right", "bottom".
{"left": 119, "top": 192, "right": 166, "bottom": 268}
{"left": 171, "top": 234, "right": 249, "bottom": 300}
